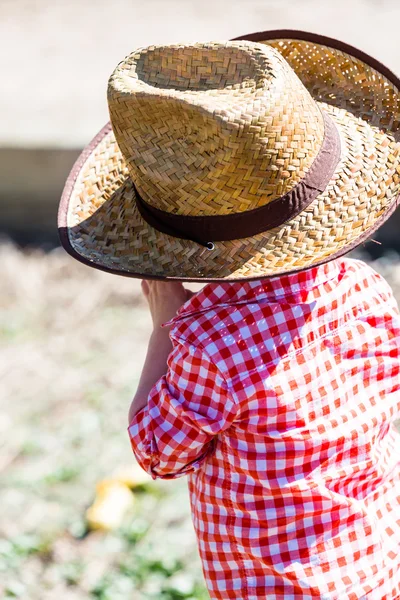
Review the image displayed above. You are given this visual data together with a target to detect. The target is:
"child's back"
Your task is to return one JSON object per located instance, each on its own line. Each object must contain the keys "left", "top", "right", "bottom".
{"left": 128, "top": 257, "right": 400, "bottom": 599}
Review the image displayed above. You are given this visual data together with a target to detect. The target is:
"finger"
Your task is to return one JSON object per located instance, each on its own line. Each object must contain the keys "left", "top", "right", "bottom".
{"left": 141, "top": 280, "right": 150, "bottom": 296}
{"left": 153, "top": 281, "right": 185, "bottom": 295}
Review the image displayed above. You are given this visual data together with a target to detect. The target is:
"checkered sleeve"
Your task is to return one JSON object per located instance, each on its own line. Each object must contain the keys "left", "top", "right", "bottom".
{"left": 127, "top": 341, "right": 238, "bottom": 480}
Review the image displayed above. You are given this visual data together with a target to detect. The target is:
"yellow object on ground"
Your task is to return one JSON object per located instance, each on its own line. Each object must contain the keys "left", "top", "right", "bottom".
{"left": 86, "top": 479, "right": 135, "bottom": 531}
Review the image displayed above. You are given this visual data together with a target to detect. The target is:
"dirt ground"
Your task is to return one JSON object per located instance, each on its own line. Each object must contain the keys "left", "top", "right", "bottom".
{"left": 0, "top": 241, "right": 207, "bottom": 599}
{"left": 1, "top": 241, "right": 399, "bottom": 599}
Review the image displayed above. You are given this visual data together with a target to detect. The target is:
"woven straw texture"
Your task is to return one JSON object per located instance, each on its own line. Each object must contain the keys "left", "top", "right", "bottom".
{"left": 61, "top": 38, "right": 400, "bottom": 281}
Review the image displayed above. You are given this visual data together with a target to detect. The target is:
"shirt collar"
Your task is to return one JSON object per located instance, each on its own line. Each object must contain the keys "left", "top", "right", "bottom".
{"left": 164, "top": 259, "right": 342, "bottom": 326}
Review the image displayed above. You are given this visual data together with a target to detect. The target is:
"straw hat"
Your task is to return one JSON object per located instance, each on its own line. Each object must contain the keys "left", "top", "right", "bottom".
{"left": 58, "top": 30, "right": 400, "bottom": 282}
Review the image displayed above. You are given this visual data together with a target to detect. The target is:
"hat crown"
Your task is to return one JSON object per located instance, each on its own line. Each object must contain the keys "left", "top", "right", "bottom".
{"left": 107, "top": 41, "right": 325, "bottom": 216}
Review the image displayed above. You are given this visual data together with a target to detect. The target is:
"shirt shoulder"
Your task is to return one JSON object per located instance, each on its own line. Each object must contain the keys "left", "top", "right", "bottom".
{"left": 165, "top": 257, "right": 399, "bottom": 382}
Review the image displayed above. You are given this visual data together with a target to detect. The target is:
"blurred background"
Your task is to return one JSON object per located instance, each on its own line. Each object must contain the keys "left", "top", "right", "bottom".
{"left": 1, "top": 1, "right": 400, "bottom": 598}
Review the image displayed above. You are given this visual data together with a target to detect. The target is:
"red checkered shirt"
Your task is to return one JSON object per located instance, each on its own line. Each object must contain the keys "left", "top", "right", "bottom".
{"left": 127, "top": 257, "right": 400, "bottom": 600}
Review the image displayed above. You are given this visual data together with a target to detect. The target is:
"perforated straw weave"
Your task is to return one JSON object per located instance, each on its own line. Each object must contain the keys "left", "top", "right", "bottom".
{"left": 58, "top": 31, "right": 400, "bottom": 281}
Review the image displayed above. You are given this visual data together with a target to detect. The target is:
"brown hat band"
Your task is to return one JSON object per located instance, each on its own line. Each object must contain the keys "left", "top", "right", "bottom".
{"left": 135, "top": 111, "right": 341, "bottom": 248}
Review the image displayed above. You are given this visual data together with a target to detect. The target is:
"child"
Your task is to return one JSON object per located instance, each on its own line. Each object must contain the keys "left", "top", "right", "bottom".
{"left": 59, "top": 32, "right": 400, "bottom": 599}
{"left": 128, "top": 262, "right": 400, "bottom": 599}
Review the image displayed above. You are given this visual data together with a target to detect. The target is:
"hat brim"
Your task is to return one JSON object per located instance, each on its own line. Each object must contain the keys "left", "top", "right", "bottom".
{"left": 58, "top": 31, "right": 400, "bottom": 282}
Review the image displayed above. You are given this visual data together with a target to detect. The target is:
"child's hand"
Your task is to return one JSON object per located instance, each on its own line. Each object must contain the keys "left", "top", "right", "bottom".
{"left": 141, "top": 280, "right": 194, "bottom": 329}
